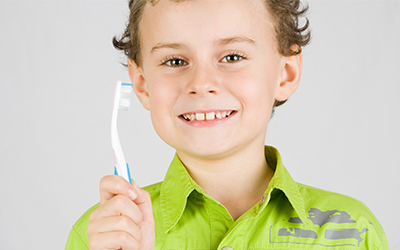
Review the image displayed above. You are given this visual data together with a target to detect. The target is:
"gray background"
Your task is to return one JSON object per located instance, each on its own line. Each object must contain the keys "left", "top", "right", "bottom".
{"left": 0, "top": 0, "right": 399, "bottom": 249}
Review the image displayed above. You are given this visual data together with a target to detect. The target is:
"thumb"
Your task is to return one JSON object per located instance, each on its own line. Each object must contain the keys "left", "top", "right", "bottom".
{"left": 131, "top": 183, "right": 155, "bottom": 250}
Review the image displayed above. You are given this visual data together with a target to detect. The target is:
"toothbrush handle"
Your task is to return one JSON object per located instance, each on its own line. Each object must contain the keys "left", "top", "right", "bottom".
{"left": 114, "top": 163, "right": 132, "bottom": 185}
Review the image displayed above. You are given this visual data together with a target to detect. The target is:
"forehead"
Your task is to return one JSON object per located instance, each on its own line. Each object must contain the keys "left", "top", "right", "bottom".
{"left": 139, "top": 0, "right": 275, "bottom": 52}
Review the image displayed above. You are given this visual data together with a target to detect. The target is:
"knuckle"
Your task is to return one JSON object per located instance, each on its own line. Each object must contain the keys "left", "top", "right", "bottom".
{"left": 117, "top": 215, "right": 130, "bottom": 228}
{"left": 136, "top": 209, "right": 143, "bottom": 222}
{"left": 114, "top": 194, "right": 129, "bottom": 207}
{"left": 87, "top": 223, "right": 93, "bottom": 235}
{"left": 143, "top": 190, "right": 151, "bottom": 199}
{"left": 88, "top": 235, "right": 100, "bottom": 250}
{"left": 116, "top": 232, "right": 131, "bottom": 245}
{"left": 136, "top": 228, "right": 143, "bottom": 243}
{"left": 114, "top": 180, "right": 126, "bottom": 194}
{"left": 88, "top": 208, "right": 99, "bottom": 222}
{"left": 99, "top": 175, "right": 110, "bottom": 188}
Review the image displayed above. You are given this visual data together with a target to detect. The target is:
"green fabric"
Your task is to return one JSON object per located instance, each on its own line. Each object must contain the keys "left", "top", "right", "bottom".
{"left": 66, "top": 146, "right": 389, "bottom": 250}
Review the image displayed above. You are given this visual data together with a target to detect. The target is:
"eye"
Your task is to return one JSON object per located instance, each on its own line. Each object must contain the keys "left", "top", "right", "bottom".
{"left": 162, "top": 57, "right": 188, "bottom": 67}
{"left": 221, "top": 53, "right": 245, "bottom": 63}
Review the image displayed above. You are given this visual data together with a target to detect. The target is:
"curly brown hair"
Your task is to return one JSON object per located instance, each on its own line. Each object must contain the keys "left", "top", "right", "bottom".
{"left": 113, "top": 0, "right": 311, "bottom": 109}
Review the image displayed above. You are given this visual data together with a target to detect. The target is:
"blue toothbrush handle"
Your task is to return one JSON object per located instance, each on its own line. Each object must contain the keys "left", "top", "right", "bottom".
{"left": 114, "top": 163, "right": 133, "bottom": 185}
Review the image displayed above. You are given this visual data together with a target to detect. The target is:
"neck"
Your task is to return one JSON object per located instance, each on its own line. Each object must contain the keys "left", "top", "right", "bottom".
{"left": 177, "top": 143, "right": 274, "bottom": 220}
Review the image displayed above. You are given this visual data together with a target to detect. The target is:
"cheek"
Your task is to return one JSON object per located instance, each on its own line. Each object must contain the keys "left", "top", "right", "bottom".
{"left": 148, "top": 76, "right": 175, "bottom": 107}
{"left": 147, "top": 75, "right": 181, "bottom": 125}
{"left": 228, "top": 68, "right": 277, "bottom": 109}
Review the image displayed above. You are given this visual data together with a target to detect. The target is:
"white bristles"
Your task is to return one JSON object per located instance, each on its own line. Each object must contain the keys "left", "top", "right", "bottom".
{"left": 119, "top": 84, "right": 133, "bottom": 110}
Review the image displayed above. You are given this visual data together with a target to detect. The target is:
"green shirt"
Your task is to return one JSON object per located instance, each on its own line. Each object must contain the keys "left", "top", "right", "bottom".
{"left": 66, "top": 146, "right": 389, "bottom": 249}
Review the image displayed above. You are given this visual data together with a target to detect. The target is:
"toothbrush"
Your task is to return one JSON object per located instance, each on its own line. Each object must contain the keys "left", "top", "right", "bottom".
{"left": 111, "top": 81, "right": 133, "bottom": 184}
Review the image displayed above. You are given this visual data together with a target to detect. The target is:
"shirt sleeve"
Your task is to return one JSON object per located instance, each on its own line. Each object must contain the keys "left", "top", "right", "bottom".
{"left": 65, "top": 227, "right": 88, "bottom": 250}
{"left": 65, "top": 204, "right": 98, "bottom": 250}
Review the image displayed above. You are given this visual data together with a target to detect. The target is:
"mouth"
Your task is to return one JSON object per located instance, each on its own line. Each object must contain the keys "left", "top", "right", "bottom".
{"left": 180, "top": 110, "right": 236, "bottom": 122}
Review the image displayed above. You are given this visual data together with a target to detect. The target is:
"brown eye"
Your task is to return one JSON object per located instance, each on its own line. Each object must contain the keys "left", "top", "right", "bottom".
{"left": 165, "top": 58, "right": 187, "bottom": 67}
{"left": 221, "top": 54, "right": 244, "bottom": 63}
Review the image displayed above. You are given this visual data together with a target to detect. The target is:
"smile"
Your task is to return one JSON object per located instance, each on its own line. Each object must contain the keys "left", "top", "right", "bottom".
{"left": 180, "top": 110, "right": 236, "bottom": 122}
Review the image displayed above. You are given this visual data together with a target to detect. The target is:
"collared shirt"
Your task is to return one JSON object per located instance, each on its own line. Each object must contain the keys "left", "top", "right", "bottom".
{"left": 66, "top": 146, "right": 389, "bottom": 250}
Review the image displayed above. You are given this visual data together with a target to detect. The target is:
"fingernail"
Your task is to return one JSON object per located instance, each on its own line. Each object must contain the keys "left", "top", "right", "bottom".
{"left": 128, "top": 188, "right": 137, "bottom": 200}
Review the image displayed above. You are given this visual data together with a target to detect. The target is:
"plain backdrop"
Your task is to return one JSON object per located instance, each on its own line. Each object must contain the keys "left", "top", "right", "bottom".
{"left": 0, "top": 0, "right": 399, "bottom": 249}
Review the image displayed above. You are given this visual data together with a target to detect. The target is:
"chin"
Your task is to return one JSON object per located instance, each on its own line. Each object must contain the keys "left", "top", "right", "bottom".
{"left": 177, "top": 142, "right": 239, "bottom": 161}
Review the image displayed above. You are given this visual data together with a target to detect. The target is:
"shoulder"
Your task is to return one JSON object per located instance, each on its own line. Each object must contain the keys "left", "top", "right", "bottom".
{"left": 297, "top": 183, "right": 378, "bottom": 222}
{"left": 143, "top": 181, "right": 163, "bottom": 195}
{"left": 296, "top": 183, "right": 389, "bottom": 249}
{"left": 66, "top": 203, "right": 99, "bottom": 249}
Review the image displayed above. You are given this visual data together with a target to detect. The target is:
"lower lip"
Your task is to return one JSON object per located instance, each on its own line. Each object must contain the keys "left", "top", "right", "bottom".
{"left": 180, "top": 112, "right": 236, "bottom": 127}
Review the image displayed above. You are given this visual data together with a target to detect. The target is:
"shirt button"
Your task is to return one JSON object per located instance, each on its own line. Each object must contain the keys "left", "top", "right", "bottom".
{"left": 221, "top": 247, "right": 234, "bottom": 250}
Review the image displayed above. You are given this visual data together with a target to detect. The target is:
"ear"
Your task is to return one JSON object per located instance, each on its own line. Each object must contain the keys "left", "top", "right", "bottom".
{"left": 128, "top": 59, "right": 150, "bottom": 110}
{"left": 275, "top": 51, "right": 302, "bottom": 102}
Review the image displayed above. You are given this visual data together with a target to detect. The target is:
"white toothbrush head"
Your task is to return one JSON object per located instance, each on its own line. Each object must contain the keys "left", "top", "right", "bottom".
{"left": 118, "top": 82, "right": 134, "bottom": 110}
{"left": 111, "top": 81, "right": 133, "bottom": 183}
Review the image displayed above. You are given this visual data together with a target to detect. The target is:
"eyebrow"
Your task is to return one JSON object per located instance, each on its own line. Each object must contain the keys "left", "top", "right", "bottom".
{"left": 216, "top": 36, "right": 256, "bottom": 46}
{"left": 150, "top": 43, "right": 186, "bottom": 54}
{"left": 150, "top": 36, "right": 256, "bottom": 54}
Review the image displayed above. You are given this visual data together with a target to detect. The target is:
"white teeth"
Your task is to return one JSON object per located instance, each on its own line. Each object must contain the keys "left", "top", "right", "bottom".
{"left": 196, "top": 113, "right": 205, "bottom": 121}
{"left": 182, "top": 111, "right": 234, "bottom": 121}
{"left": 206, "top": 112, "right": 215, "bottom": 120}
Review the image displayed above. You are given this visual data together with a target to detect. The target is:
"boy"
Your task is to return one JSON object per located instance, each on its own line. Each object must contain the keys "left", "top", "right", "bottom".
{"left": 66, "top": 0, "right": 389, "bottom": 249}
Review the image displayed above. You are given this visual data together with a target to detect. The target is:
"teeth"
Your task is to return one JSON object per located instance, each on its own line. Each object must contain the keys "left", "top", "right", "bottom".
{"left": 206, "top": 112, "right": 215, "bottom": 120}
{"left": 195, "top": 113, "right": 205, "bottom": 121}
{"left": 182, "top": 111, "right": 234, "bottom": 121}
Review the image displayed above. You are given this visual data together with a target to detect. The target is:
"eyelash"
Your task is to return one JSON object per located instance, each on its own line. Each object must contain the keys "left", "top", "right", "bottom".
{"left": 161, "top": 56, "right": 187, "bottom": 67}
{"left": 160, "top": 52, "right": 247, "bottom": 67}
{"left": 220, "top": 52, "right": 247, "bottom": 63}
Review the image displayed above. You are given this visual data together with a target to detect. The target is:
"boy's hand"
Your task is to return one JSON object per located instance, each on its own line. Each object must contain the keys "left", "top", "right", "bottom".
{"left": 87, "top": 175, "right": 155, "bottom": 250}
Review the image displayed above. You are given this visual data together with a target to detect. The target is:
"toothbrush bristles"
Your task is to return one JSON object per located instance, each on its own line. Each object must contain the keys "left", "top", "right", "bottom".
{"left": 119, "top": 84, "right": 133, "bottom": 110}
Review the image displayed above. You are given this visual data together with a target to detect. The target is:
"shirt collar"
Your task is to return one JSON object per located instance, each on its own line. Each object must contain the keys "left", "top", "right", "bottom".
{"left": 160, "top": 146, "right": 307, "bottom": 232}
{"left": 261, "top": 146, "right": 308, "bottom": 223}
{"left": 160, "top": 154, "right": 198, "bottom": 233}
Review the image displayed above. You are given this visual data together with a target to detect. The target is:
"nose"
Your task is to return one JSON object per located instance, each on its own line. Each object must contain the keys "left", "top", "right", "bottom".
{"left": 186, "top": 64, "right": 220, "bottom": 97}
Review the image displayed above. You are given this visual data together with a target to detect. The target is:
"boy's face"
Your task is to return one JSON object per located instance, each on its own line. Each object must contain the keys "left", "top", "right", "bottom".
{"left": 130, "top": 0, "right": 301, "bottom": 161}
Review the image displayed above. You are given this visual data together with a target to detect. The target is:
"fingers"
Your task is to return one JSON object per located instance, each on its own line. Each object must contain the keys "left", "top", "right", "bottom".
{"left": 88, "top": 215, "right": 143, "bottom": 242}
{"left": 90, "top": 195, "right": 143, "bottom": 226}
{"left": 133, "top": 188, "right": 153, "bottom": 224}
{"left": 99, "top": 175, "right": 153, "bottom": 220}
{"left": 88, "top": 195, "right": 143, "bottom": 250}
{"left": 99, "top": 175, "right": 137, "bottom": 206}
{"left": 89, "top": 175, "right": 155, "bottom": 250}
{"left": 88, "top": 231, "right": 140, "bottom": 250}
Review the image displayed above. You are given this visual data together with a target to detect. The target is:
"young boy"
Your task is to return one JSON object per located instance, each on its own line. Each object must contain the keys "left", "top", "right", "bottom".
{"left": 66, "top": 0, "right": 389, "bottom": 249}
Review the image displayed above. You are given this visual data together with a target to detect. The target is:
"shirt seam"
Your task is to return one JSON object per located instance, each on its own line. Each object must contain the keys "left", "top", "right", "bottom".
{"left": 71, "top": 225, "right": 88, "bottom": 248}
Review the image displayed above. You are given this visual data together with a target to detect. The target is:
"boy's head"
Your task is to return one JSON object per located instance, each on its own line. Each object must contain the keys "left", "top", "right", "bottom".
{"left": 114, "top": 0, "right": 310, "bottom": 159}
{"left": 113, "top": 0, "right": 311, "bottom": 109}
